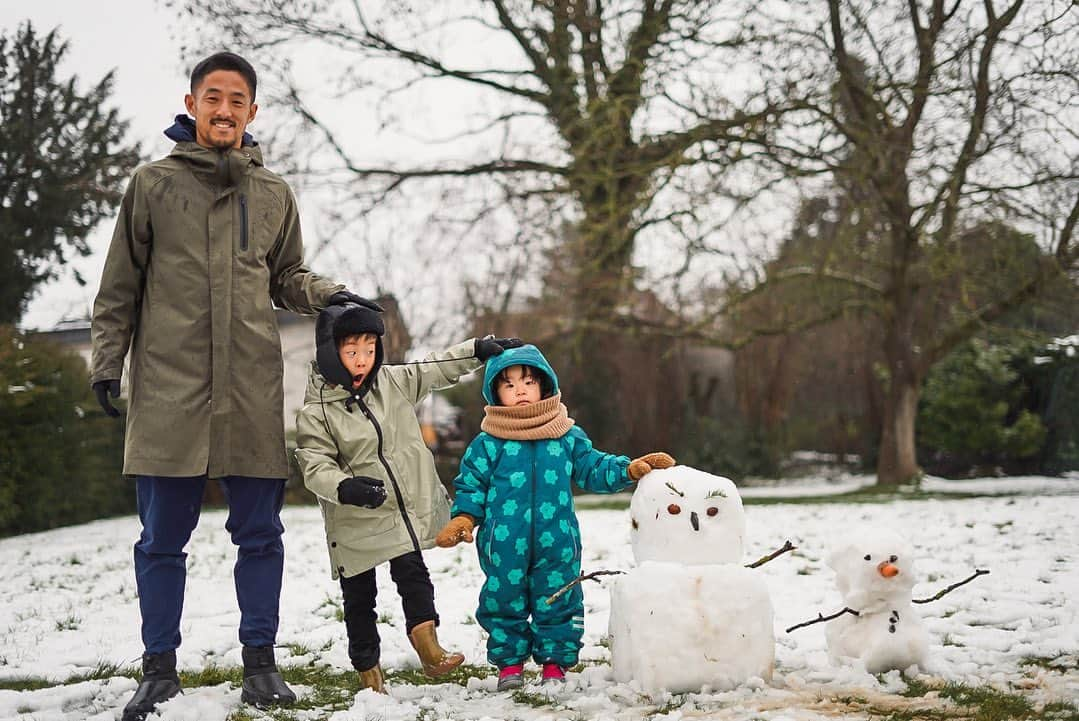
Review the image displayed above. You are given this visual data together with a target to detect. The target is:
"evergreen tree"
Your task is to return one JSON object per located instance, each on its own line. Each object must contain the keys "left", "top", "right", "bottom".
{"left": 0, "top": 22, "right": 140, "bottom": 325}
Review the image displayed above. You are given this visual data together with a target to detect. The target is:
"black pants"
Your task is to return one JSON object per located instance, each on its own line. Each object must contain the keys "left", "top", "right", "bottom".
{"left": 339, "top": 550, "right": 439, "bottom": 671}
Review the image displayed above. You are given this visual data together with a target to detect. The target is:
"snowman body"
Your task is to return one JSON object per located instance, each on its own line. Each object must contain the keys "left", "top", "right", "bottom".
{"left": 825, "top": 529, "right": 929, "bottom": 673}
{"left": 608, "top": 466, "right": 775, "bottom": 693}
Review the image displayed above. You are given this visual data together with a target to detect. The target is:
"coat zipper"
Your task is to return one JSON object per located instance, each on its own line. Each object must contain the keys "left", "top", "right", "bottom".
{"left": 358, "top": 396, "right": 421, "bottom": 552}
{"left": 239, "top": 194, "right": 249, "bottom": 251}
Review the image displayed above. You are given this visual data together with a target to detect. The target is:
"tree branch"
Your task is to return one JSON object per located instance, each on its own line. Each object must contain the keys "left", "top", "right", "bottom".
{"left": 786, "top": 607, "right": 859, "bottom": 633}
{"left": 544, "top": 569, "right": 625, "bottom": 605}
{"left": 912, "top": 568, "right": 990, "bottom": 604}
{"left": 745, "top": 540, "right": 796, "bottom": 568}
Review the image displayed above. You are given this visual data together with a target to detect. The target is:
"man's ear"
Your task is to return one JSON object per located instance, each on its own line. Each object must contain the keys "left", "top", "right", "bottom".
{"left": 247, "top": 102, "right": 258, "bottom": 126}
{"left": 184, "top": 93, "right": 196, "bottom": 116}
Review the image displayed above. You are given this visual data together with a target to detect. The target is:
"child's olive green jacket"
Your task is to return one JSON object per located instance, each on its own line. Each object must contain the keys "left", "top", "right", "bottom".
{"left": 295, "top": 340, "right": 481, "bottom": 578}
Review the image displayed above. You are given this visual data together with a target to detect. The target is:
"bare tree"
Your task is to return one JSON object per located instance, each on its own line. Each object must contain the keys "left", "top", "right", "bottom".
{"left": 730, "top": 0, "right": 1078, "bottom": 485}
{"left": 167, "top": 0, "right": 780, "bottom": 340}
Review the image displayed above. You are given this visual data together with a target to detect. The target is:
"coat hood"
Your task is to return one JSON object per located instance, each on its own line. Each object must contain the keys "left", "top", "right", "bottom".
{"left": 165, "top": 113, "right": 257, "bottom": 147}
{"left": 481, "top": 344, "right": 559, "bottom": 404}
{"left": 164, "top": 115, "right": 263, "bottom": 187}
{"left": 314, "top": 302, "right": 385, "bottom": 394}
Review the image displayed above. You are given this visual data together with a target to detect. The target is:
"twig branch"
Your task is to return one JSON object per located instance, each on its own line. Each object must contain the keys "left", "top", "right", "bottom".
{"left": 913, "top": 569, "right": 989, "bottom": 604}
{"left": 545, "top": 570, "right": 624, "bottom": 605}
{"left": 786, "top": 607, "right": 859, "bottom": 633}
{"left": 745, "top": 540, "right": 796, "bottom": 568}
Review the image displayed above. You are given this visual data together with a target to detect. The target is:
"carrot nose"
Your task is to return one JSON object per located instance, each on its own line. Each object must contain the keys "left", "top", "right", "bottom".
{"left": 878, "top": 562, "right": 899, "bottom": 578}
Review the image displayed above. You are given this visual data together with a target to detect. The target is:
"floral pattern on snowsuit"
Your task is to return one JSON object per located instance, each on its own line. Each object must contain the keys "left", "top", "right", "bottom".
{"left": 451, "top": 345, "right": 631, "bottom": 667}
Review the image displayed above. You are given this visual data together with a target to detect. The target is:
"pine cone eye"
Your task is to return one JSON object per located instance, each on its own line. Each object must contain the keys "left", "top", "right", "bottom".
{"left": 667, "top": 504, "right": 681, "bottom": 515}
{"left": 706, "top": 507, "right": 719, "bottom": 517}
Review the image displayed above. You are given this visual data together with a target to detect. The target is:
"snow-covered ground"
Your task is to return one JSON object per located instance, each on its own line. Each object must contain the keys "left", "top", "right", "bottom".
{"left": 1, "top": 475, "right": 1076, "bottom": 720}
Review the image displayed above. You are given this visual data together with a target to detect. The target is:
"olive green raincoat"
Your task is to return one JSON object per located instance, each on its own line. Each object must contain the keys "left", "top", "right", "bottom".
{"left": 90, "top": 141, "right": 342, "bottom": 479}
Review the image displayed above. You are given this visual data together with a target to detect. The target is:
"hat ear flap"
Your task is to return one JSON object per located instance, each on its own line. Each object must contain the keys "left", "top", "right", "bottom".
{"left": 315, "top": 305, "right": 355, "bottom": 387}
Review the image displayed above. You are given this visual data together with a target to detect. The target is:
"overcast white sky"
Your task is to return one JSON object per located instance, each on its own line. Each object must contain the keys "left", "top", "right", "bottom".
{"left": 6, "top": 0, "right": 190, "bottom": 330}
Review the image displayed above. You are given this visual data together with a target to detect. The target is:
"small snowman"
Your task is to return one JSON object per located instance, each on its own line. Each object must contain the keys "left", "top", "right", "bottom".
{"left": 607, "top": 466, "right": 775, "bottom": 694}
{"left": 823, "top": 528, "right": 929, "bottom": 673}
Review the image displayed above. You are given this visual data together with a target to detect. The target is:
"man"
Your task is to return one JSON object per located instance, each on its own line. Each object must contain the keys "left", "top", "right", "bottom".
{"left": 90, "top": 52, "right": 378, "bottom": 720}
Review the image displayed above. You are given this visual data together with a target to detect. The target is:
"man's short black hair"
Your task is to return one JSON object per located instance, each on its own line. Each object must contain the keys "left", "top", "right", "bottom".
{"left": 190, "top": 52, "right": 257, "bottom": 100}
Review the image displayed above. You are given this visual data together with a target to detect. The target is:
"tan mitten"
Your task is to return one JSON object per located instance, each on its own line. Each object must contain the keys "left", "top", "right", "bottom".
{"left": 627, "top": 452, "right": 677, "bottom": 481}
{"left": 435, "top": 515, "right": 476, "bottom": 548}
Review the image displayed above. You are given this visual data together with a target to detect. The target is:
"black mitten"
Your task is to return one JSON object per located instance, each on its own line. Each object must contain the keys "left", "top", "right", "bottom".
{"left": 475, "top": 336, "right": 524, "bottom": 361}
{"left": 337, "top": 476, "right": 387, "bottom": 508}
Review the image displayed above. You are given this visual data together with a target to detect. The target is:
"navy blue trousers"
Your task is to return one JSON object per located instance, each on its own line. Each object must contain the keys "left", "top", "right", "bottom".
{"left": 134, "top": 475, "right": 286, "bottom": 654}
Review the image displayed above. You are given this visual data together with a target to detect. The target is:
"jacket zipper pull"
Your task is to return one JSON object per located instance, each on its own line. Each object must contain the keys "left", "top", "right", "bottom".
{"left": 239, "top": 194, "right": 249, "bottom": 251}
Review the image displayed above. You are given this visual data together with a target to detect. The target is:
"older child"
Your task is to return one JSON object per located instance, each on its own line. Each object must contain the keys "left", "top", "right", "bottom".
{"left": 295, "top": 301, "right": 519, "bottom": 693}
{"left": 436, "top": 344, "right": 673, "bottom": 690}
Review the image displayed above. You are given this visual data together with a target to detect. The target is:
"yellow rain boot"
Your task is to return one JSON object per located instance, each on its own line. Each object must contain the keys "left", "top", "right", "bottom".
{"left": 408, "top": 620, "right": 465, "bottom": 677}
{"left": 357, "top": 663, "right": 387, "bottom": 694}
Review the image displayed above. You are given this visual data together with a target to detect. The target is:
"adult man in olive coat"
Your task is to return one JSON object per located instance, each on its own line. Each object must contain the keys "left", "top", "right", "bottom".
{"left": 90, "top": 52, "right": 377, "bottom": 720}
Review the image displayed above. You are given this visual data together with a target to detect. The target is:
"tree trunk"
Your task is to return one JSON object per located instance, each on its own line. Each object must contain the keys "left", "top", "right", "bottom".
{"left": 875, "top": 361, "right": 921, "bottom": 486}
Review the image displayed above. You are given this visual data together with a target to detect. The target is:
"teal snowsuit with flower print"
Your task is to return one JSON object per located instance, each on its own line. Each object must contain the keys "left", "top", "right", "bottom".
{"left": 451, "top": 345, "right": 631, "bottom": 668}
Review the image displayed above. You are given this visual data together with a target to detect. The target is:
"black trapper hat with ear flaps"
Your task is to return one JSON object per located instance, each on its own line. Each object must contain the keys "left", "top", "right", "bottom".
{"left": 315, "top": 303, "right": 385, "bottom": 390}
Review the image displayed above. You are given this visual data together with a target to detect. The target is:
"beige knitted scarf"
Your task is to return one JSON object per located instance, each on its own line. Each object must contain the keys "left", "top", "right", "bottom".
{"left": 480, "top": 392, "right": 575, "bottom": 440}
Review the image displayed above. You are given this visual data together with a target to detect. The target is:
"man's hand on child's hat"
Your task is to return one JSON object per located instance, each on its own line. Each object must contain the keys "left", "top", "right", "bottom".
{"left": 627, "top": 452, "right": 677, "bottom": 482}
{"left": 475, "top": 335, "right": 524, "bottom": 361}
{"left": 337, "top": 476, "right": 387, "bottom": 508}
{"left": 436, "top": 515, "right": 476, "bottom": 547}
{"left": 327, "top": 290, "right": 384, "bottom": 313}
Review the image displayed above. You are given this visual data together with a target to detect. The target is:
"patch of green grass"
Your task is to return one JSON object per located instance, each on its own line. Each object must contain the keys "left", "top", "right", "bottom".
{"left": 898, "top": 678, "right": 1036, "bottom": 721}
{"left": 284, "top": 643, "right": 313, "bottom": 658}
{"left": 938, "top": 682, "right": 1033, "bottom": 720}
{"left": 1020, "top": 654, "right": 1077, "bottom": 672}
{"left": 576, "top": 486, "right": 1016, "bottom": 510}
{"left": 510, "top": 688, "right": 559, "bottom": 707}
{"left": 179, "top": 663, "right": 243, "bottom": 688}
{"left": 652, "top": 694, "right": 688, "bottom": 714}
{"left": 54, "top": 615, "right": 80, "bottom": 631}
{"left": 0, "top": 676, "right": 53, "bottom": 691}
{"left": 1041, "top": 700, "right": 1079, "bottom": 721}
{"left": 385, "top": 663, "right": 492, "bottom": 687}
{"left": 69, "top": 662, "right": 139, "bottom": 684}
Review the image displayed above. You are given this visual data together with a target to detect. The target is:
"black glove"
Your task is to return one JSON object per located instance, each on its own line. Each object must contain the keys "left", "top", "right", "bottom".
{"left": 475, "top": 335, "right": 524, "bottom": 361}
{"left": 92, "top": 379, "right": 122, "bottom": 418}
{"left": 327, "top": 290, "right": 384, "bottom": 313}
{"left": 337, "top": 476, "right": 387, "bottom": 508}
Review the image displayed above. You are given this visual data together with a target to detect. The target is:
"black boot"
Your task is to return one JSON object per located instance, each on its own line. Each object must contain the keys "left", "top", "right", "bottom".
{"left": 121, "top": 650, "right": 182, "bottom": 721}
{"left": 240, "top": 645, "right": 296, "bottom": 707}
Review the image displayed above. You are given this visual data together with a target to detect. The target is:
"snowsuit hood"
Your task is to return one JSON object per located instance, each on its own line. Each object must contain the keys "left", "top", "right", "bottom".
{"left": 481, "top": 344, "right": 559, "bottom": 404}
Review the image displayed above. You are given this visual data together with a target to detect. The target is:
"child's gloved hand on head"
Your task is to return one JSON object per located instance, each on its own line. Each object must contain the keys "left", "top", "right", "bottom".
{"left": 436, "top": 515, "right": 476, "bottom": 547}
{"left": 627, "top": 452, "right": 676, "bottom": 481}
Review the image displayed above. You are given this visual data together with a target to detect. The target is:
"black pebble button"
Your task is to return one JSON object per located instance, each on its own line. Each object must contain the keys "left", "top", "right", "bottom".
{"left": 331, "top": 542, "right": 337, "bottom": 548}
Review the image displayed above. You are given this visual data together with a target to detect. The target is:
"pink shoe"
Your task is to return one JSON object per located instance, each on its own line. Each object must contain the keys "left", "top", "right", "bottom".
{"left": 497, "top": 664, "right": 524, "bottom": 691}
{"left": 541, "top": 663, "right": 565, "bottom": 684}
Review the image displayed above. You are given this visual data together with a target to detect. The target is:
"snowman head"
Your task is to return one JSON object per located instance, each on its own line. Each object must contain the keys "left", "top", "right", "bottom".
{"left": 826, "top": 527, "right": 917, "bottom": 609}
{"left": 629, "top": 465, "right": 746, "bottom": 565}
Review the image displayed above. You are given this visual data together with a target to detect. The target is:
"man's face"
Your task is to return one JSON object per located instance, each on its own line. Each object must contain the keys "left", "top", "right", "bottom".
{"left": 184, "top": 69, "right": 258, "bottom": 150}
{"left": 338, "top": 334, "right": 378, "bottom": 389}
{"left": 495, "top": 365, "right": 543, "bottom": 406}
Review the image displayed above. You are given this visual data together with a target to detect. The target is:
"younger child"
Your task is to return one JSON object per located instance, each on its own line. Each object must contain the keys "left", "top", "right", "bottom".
{"left": 295, "top": 301, "right": 520, "bottom": 692}
{"left": 436, "top": 344, "right": 674, "bottom": 690}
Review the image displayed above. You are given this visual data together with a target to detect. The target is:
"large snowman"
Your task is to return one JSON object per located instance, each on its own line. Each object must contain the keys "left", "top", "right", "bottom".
{"left": 824, "top": 528, "right": 929, "bottom": 673}
{"left": 607, "top": 466, "right": 774, "bottom": 694}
